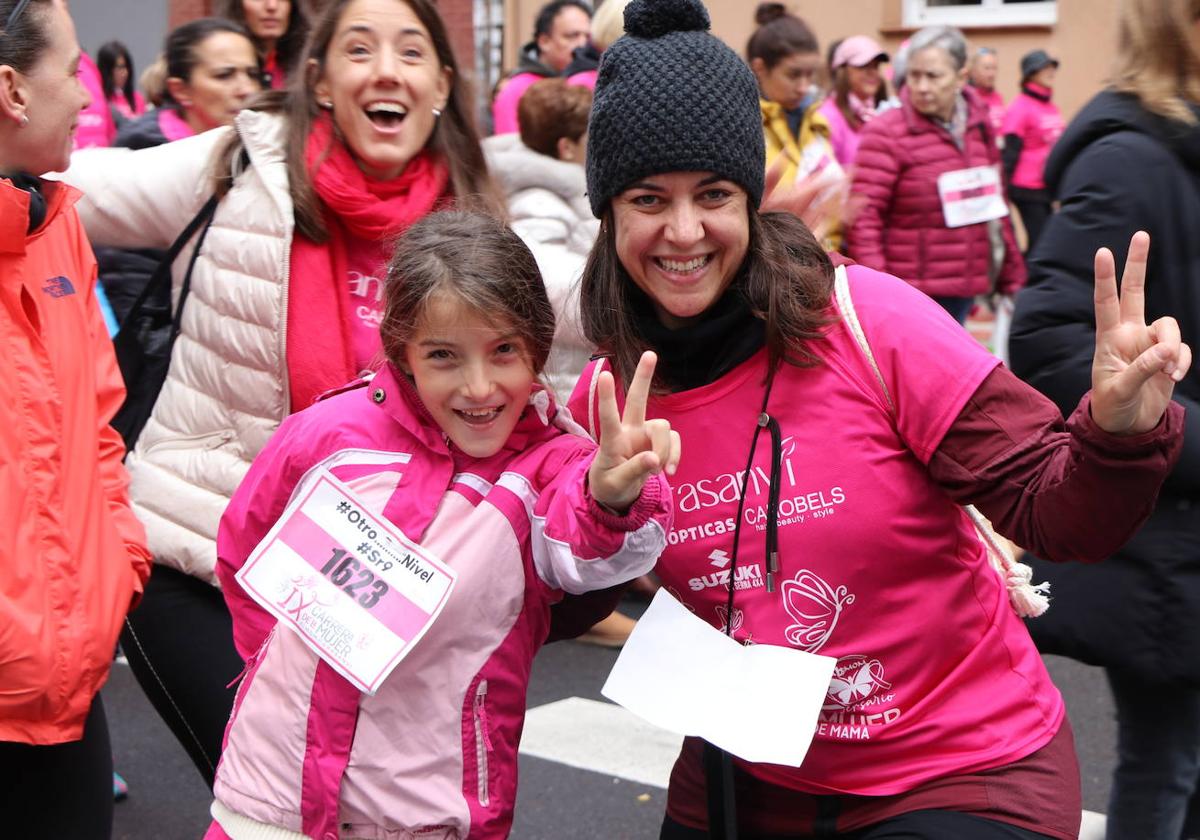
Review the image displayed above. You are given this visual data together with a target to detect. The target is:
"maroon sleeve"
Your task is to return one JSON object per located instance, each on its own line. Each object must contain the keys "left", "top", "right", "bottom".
{"left": 928, "top": 364, "right": 1183, "bottom": 562}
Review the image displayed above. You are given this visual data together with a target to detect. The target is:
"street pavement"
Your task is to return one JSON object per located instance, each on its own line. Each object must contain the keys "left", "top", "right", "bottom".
{"left": 107, "top": 596, "right": 1115, "bottom": 840}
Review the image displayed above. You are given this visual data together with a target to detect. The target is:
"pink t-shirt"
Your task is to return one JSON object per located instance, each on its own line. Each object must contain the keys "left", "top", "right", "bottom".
{"left": 975, "top": 87, "right": 1005, "bottom": 137}
{"left": 572, "top": 265, "right": 1064, "bottom": 796}
{"left": 1001, "top": 86, "right": 1064, "bottom": 191}
{"left": 343, "top": 234, "right": 389, "bottom": 374}
{"left": 817, "top": 96, "right": 862, "bottom": 168}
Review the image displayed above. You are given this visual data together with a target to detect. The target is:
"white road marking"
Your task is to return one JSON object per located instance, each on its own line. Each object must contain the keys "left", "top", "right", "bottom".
{"left": 521, "top": 697, "right": 1109, "bottom": 834}
{"left": 520, "top": 696, "right": 682, "bottom": 788}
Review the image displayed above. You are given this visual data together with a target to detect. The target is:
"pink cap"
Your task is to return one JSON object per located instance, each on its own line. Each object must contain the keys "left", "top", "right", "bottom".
{"left": 832, "top": 35, "right": 889, "bottom": 69}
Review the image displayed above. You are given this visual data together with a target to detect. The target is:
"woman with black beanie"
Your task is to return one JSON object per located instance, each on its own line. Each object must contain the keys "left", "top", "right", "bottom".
{"left": 570, "top": 0, "right": 1188, "bottom": 837}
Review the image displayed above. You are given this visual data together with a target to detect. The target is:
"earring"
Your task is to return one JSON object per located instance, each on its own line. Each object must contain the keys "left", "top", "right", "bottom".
{"left": 432, "top": 107, "right": 442, "bottom": 118}
{"left": 320, "top": 100, "right": 333, "bottom": 110}
{"left": 19, "top": 114, "right": 29, "bottom": 126}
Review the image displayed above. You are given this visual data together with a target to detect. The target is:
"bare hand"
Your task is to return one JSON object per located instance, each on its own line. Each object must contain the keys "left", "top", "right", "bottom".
{"left": 588, "top": 352, "right": 682, "bottom": 512}
{"left": 760, "top": 156, "right": 848, "bottom": 242}
{"left": 1090, "top": 231, "right": 1191, "bottom": 434}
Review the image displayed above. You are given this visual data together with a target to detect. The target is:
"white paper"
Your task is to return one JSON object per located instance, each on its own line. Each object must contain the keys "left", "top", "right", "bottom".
{"left": 937, "top": 165, "right": 1009, "bottom": 228}
{"left": 601, "top": 589, "right": 837, "bottom": 766}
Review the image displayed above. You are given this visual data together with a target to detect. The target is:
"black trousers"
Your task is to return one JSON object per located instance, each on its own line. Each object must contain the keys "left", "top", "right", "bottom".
{"left": 1010, "top": 188, "right": 1052, "bottom": 256}
{"left": 0, "top": 694, "right": 114, "bottom": 840}
{"left": 119, "top": 564, "right": 244, "bottom": 788}
{"left": 661, "top": 809, "right": 1055, "bottom": 839}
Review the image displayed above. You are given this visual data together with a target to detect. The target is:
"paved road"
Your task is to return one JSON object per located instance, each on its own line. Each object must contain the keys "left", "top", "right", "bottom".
{"left": 107, "top": 600, "right": 1115, "bottom": 839}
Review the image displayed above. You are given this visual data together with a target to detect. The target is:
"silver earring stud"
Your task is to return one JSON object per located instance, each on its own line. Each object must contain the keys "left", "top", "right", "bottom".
{"left": 432, "top": 107, "right": 442, "bottom": 118}
{"left": 20, "top": 114, "right": 29, "bottom": 126}
{"left": 320, "top": 100, "right": 333, "bottom": 110}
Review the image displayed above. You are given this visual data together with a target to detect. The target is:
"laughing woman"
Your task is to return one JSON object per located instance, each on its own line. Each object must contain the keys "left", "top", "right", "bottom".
{"left": 571, "top": 1, "right": 1189, "bottom": 838}
{"left": 63, "top": 0, "right": 500, "bottom": 787}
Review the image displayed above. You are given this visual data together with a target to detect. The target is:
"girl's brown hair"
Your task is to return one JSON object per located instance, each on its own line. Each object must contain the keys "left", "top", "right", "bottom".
{"left": 214, "top": 0, "right": 503, "bottom": 242}
{"left": 746, "top": 2, "right": 818, "bottom": 70}
{"left": 832, "top": 64, "right": 888, "bottom": 131}
{"left": 381, "top": 210, "right": 556, "bottom": 375}
{"left": 216, "top": 0, "right": 311, "bottom": 80}
{"left": 581, "top": 209, "right": 835, "bottom": 390}
{"left": 518, "top": 78, "right": 591, "bottom": 157}
{"left": 0, "top": 0, "right": 53, "bottom": 74}
{"left": 1112, "top": 0, "right": 1200, "bottom": 124}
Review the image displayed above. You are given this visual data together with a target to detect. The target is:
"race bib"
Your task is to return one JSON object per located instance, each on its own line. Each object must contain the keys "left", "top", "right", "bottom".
{"left": 236, "top": 471, "right": 456, "bottom": 694}
{"left": 937, "top": 165, "right": 1009, "bottom": 228}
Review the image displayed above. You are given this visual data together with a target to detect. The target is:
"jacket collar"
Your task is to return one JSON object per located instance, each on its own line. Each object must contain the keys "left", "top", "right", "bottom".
{"left": 900, "top": 86, "right": 989, "bottom": 138}
{"left": 0, "top": 178, "right": 80, "bottom": 255}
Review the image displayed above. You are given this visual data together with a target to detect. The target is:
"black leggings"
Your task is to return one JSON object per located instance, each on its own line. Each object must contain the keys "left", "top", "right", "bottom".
{"left": 0, "top": 694, "right": 114, "bottom": 840}
{"left": 119, "top": 564, "right": 244, "bottom": 788}
{"left": 661, "top": 810, "right": 1055, "bottom": 839}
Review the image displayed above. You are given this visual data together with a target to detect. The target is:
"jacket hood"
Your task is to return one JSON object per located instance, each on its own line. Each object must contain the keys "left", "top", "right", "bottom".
{"left": 482, "top": 134, "right": 590, "bottom": 215}
{"left": 1045, "top": 89, "right": 1200, "bottom": 193}
{"left": 564, "top": 43, "right": 601, "bottom": 77}
{"left": 516, "top": 42, "right": 558, "bottom": 78}
{"left": 114, "top": 108, "right": 171, "bottom": 150}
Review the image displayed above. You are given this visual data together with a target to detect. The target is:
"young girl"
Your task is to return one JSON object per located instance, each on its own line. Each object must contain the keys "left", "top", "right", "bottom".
{"left": 205, "top": 210, "right": 677, "bottom": 840}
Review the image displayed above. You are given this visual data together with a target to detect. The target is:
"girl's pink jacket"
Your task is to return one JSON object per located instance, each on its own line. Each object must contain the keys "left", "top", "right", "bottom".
{"left": 212, "top": 364, "right": 671, "bottom": 840}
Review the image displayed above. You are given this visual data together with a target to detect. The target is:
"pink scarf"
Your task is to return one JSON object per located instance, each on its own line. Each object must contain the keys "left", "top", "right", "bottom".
{"left": 848, "top": 92, "right": 878, "bottom": 126}
{"left": 286, "top": 114, "right": 452, "bottom": 411}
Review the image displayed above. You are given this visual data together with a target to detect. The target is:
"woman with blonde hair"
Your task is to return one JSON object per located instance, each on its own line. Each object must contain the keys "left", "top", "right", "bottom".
{"left": 1010, "top": 0, "right": 1200, "bottom": 836}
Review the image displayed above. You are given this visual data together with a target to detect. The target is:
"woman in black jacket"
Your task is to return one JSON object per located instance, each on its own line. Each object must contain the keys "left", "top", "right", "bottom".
{"left": 1009, "top": 1, "right": 1200, "bottom": 837}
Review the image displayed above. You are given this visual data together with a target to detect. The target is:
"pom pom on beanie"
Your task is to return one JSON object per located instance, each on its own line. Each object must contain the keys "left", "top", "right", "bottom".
{"left": 585, "top": 0, "right": 765, "bottom": 217}
{"left": 623, "top": 0, "right": 710, "bottom": 38}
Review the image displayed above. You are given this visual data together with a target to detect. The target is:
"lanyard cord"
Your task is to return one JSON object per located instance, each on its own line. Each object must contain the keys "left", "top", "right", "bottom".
{"left": 722, "top": 379, "right": 783, "bottom": 635}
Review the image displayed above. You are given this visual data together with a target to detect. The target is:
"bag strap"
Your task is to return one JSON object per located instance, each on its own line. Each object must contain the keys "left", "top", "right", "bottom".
{"left": 114, "top": 192, "right": 220, "bottom": 336}
{"left": 170, "top": 194, "right": 219, "bottom": 339}
{"left": 833, "top": 266, "right": 1050, "bottom": 618}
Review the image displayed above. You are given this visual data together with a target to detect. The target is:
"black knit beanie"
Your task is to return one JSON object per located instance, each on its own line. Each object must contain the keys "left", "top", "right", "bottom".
{"left": 585, "top": 0, "right": 765, "bottom": 217}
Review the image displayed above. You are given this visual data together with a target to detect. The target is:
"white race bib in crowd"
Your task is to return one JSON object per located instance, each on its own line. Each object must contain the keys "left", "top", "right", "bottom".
{"left": 937, "top": 165, "right": 1009, "bottom": 228}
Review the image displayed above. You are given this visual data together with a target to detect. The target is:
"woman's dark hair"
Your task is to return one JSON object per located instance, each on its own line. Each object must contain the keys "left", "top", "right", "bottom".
{"left": 97, "top": 40, "right": 136, "bottom": 103}
{"left": 163, "top": 17, "right": 258, "bottom": 107}
{"left": 746, "top": 3, "right": 818, "bottom": 69}
{"left": 581, "top": 209, "right": 835, "bottom": 390}
{"left": 382, "top": 210, "right": 556, "bottom": 375}
{"left": 0, "top": 0, "right": 52, "bottom": 74}
{"left": 534, "top": 0, "right": 592, "bottom": 39}
{"left": 518, "top": 78, "right": 591, "bottom": 158}
{"left": 215, "top": 0, "right": 503, "bottom": 242}
{"left": 216, "top": 0, "right": 311, "bottom": 80}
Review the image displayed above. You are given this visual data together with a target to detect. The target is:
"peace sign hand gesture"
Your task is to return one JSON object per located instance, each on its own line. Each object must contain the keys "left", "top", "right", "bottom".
{"left": 588, "top": 352, "right": 682, "bottom": 513}
{"left": 1090, "top": 231, "right": 1192, "bottom": 435}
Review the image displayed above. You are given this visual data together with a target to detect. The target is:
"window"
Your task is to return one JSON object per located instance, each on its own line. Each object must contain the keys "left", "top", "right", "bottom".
{"left": 902, "top": 0, "right": 1057, "bottom": 27}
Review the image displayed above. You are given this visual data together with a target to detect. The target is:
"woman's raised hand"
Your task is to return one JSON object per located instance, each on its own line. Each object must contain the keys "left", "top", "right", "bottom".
{"left": 1090, "top": 231, "right": 1192, "bottom": 435}
{"left": 588, "top": 352, "right": 682, "bottom": 513}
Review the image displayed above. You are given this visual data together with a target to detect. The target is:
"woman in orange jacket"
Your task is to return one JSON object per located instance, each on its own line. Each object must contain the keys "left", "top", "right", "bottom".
{"left": 0, "top": 1, "right": 151, "bottom": 837}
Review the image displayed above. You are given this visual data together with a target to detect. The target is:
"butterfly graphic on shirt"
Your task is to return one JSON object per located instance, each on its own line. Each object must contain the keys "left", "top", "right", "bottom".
{"left": 715, "top": 605, "right": 743, "bottom": 635}
{"left": 780, "top": 569, "right": 856, "bottom": 653}
{"left": 823, "top": 654, "right": 893, "bottom": 710}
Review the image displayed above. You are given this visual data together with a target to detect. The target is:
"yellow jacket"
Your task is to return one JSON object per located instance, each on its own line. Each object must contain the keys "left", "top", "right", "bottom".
{"left": 760, "top": 99, "right": 844, "bottom": 251}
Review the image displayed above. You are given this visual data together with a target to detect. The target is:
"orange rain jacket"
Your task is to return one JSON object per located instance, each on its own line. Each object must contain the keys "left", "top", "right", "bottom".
{"left": 0, "top": 178, "right": 151, "bottom": 745}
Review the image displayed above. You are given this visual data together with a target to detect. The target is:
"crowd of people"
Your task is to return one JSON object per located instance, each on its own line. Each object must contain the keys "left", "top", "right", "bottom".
{"left": 1, "top": 0, "right": 1197, "bottom": 838}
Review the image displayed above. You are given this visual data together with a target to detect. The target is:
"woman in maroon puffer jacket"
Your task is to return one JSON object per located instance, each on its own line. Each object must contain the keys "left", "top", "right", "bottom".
{"left": 848, "top": 25, "right": 1024, "bottom": 324}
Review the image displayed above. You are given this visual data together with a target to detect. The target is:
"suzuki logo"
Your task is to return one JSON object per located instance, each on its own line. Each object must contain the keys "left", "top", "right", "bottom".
{"left": 708, "top": 549, "right": 731, "bottom": 568}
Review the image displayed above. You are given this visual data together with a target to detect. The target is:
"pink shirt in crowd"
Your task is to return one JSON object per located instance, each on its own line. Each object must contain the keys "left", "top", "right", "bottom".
{"left": 491, "top": 72, "right": 544, "bottom": 135}
{"left": 973, "top": 86, "right": 1006, "bottom": 138}
{"left": 1001, "top": 83, "right": 1065, "bottom": 190}
{"left": 74, "top": 53, "right": 115, "bottom": 150}
{"left": 818, "top": 96, "right": 864, "bottom": 167}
